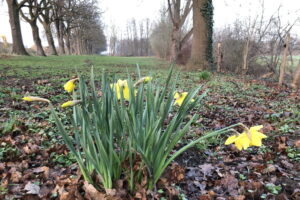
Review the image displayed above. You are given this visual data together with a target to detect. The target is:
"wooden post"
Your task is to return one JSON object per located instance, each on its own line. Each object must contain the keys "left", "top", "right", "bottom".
{"left": 242, "top": 37, "right": 250, "bottom": 74}
{"left": 217, "top": 42, "right": 222, "bottom": 72}
{"left": 291, "top": 61, "right": 300, "bottom": 89}
{"left": 278, "top": 33, "right": 290, "bottom": 87}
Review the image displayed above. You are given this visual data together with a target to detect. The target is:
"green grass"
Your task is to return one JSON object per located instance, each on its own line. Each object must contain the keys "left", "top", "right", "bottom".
{"left": 0, "top": 55, "right": 169, "bottom": 79}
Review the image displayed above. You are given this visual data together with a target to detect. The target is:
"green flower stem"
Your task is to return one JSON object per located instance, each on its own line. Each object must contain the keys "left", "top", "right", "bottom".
{"left": 154, "top": 123, "right": 243, "bottom": 184}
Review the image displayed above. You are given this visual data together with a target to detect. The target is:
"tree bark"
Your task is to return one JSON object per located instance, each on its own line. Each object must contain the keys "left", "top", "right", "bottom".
{"left": 170, "top": 25, "right": 180, "bottom": 62}
{"left": 42, "top": 22, "right": 58, "bottom": 55}
{"left": 55, "top": 19, "right": 65, "bottom": 54}
{"left": 168, "top": 0, "right": 192, "bottom": 63}
{"left": 30, "top": 21, "right": 46, "bottom": 56}
{"left": 6, "top": 0, "right": 29, "bottom": 55}
{"left": 291, "top": 61, "right": 300, "bottom": 89}
{"left": 64, "top": 32, "right": 71, "bottom": 55}
{"left": 189, "top": 0, "right": 211, "bottom": 70}
{"left": 242, "top": 37, "right": 250, "bottom": 74}
{"left": 217, "top": 42, "right": 222, "bottom": 72}
{"left": 278, "top": 33, "right": 290, "bottom": 87}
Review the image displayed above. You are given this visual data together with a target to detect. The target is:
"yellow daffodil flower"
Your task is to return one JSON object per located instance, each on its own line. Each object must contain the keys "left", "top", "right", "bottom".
{"left": 174, "top": 92, "right": 195, "bottom": 106}
{"left": 64, "top": 78, "right": 78, "bottom": 93}
{"left": 22, "top": 96, "right": 50, "bottom": 103}
{"left": 61, "top": 100, "right": 82, "bottom": 108}
{"left": 225, "top": 125, "right": 267, "bottom": 150}
{"left": 110, "top": 79, "right": 135, "bottom": 101}
{"left": 143, "top": 76, "right": 152, "bottom": 83}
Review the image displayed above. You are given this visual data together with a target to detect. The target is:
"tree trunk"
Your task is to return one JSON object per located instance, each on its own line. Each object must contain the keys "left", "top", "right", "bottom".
{"left": 170, "top": 25, "right": 180, "bottom": 62}
{"left": 30, "top": 21, "right": 46, "bottom": 56}
{"left": 42, "top": 22, "right": 57, "bottom": 55}
{"left": 291, "top": 61, "right": 300, "bottom": 89}
{"left": 64, "top": 33, "right": 71, "bottom": 55}
{"left": 55, "top": 20, "right": 65, "bottom": 54}
{"left": 6, "top": 0, "right": 29, "bottom": 55}
{"left": 278, "top": 33, "right": 290, "bottom": 87}
{"left": 242, "top": 37, "right": 250, "bottom": 74}
{"left": 217, "top": 42, "right": 222, "bottom": 72}
{"left": 189, "top": 0, "right": 213, "bottom": 70}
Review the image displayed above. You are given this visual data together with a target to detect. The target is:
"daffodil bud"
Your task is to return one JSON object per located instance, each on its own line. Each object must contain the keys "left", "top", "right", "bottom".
{"left": 61, "top": 100, "right": 82, "bottom": 108}
{"left": 22, "top": 96, "right": 50, "bottom": 103}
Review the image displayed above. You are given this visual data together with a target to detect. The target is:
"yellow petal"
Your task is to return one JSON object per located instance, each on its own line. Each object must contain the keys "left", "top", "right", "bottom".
{"left": 117, "top": 79, "right": 127, "bottom": 87}
{"left": 250, "top": 132, "right": 267, "bottom": 146}
{"left": 123, "top": 86, "right": 130, "bottom": 101}
{"left": 174, "top": 92, "right": 180, "bottom": 99}
{"left": 250, "top": 125, "right": 263, "bottom": 132}
{"left": 225, "top": 135, "right": 237, "bottom": 145}
{"left": 235, "top": 133, "right": 251, "bottom": 150}
{"left": 249, "top": 134, "right": 262, "bottom": 146}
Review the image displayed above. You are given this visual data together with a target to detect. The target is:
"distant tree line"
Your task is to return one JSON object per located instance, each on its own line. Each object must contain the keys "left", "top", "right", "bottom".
{"left": 109, "top": 19, "right": 151, "bottom": 57}
{"left": 5, "top": 0, "right": 106, "bottom": 56}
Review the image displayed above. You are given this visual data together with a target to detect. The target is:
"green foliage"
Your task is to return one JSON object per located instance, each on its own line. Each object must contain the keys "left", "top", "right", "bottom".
{"left": 51, "top": 152, "right": 77, "bottom": 166}
{"left": 265, "top": 183, "right": 282, "bottom": 195}
{"left": 199, "top": 70, "right": 212, "bottom": 81}
{"left": 0, "top": 142, "right": 21, "bottom": 161}
{"left": 286, "top": 147, "right": 300, "bottom": 162}
{"left": 0, "top": 186, "right": 8, "bottom": 195}
{"left": 1, "top": 115, "right": 18, "bottom": 135}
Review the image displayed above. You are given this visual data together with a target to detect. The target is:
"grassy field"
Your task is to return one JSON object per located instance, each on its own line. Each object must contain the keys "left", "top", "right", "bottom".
{"left": 0, "top": 55, "right": 299, "bottom": 199}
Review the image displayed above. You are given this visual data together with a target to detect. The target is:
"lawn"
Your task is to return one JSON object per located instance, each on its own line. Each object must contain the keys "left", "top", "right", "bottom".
{"left": 0, "top": 55, "right": 299, "bottom": 199}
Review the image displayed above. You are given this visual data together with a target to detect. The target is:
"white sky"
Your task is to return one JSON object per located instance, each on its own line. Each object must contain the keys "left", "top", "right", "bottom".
{"left": 0, "top": 0, "right": 299, "bottom": 47}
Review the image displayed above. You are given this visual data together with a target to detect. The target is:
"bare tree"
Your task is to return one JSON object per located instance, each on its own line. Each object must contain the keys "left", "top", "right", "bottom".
{"left": 150, "top": 7, "right": 172, "bottom": 59}
{"left": 6, "top": 0, "right": 29, "bottom": 55}
{"left": 20, "top": 0, "right": 46, "bottom": 56}
{"left": 167, "top": 0, "right": 192, "bottom": 63}
{"left": 38, "top": 0, "right": 57, "bottom": 55}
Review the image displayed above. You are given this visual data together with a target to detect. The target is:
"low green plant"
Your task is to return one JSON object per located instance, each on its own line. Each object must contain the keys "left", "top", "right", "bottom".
{"left": 286, "top": 147, "right": 300, "bottom": 162}
{"left": 50, "top": 152, "right": 77, "bottom": 166}
{"left": 265, "top": 183, "right": 282, "bottom": 195}
{"left": 198, "top": 70, "right": 211, "bottom": 81}
{"left": 0, "top": 142, "right": 21, "bottom": 161}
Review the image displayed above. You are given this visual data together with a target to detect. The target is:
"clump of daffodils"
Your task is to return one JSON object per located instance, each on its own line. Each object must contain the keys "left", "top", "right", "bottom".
{"left": 225, "top": 125, "right": 267, "bottom": 150}
{"left": 174, "top": 92, "right": 195, "bottom": 106}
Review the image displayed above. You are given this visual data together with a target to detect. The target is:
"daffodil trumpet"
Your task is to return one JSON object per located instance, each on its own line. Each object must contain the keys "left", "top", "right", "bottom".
{"left": 110, "top": 79, "right": 137, "bottom": 101}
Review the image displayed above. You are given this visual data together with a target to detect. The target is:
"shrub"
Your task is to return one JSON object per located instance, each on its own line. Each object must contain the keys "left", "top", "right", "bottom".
{"left": 199, "top": 70, "right": 212, "bottom": 81}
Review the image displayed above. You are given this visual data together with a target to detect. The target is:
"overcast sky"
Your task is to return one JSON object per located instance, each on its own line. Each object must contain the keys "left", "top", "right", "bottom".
{"left": 0, "top": 0, "right": 299, "bottom": 47}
